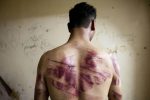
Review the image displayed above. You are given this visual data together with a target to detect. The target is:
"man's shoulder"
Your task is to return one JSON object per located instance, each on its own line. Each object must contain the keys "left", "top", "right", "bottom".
{"left": 93, "top": 48, "right": 114, "bottom": 67}
{"left": 37, "top": 48, "right": 63, "bottom": 69}
{"left": 93, "top": 47, "right": 110, "bottom": 57}
{"left": 41, "top": 45, "right": 70, "bottom": 60}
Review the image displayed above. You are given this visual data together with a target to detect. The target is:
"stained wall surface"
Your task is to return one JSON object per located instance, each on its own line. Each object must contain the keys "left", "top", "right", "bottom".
{"left": 0, "top": 0, "right": 150, "bottom": 100}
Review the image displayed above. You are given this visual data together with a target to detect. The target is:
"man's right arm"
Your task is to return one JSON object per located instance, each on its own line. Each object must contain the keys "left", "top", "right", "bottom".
{"left": 34, "top": 54, "right": 49, "bottom": 100}
{"left": 108, "top": 55, "right": 122, "bottom": 100}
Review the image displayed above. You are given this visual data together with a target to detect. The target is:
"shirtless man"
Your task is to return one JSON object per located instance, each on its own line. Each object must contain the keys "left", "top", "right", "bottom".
{"left": 34, "top": 2, "right": 122, "bottom": 100}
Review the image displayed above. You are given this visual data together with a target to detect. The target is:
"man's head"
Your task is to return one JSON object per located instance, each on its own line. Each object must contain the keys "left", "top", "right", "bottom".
{"left": 68, "top": 2, "right": 96, "bottom": 40}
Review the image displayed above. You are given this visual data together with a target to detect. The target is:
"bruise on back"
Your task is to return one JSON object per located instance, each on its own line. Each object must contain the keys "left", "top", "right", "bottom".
{"left": 46, "top": 51, "right": 111, "bottom": 96}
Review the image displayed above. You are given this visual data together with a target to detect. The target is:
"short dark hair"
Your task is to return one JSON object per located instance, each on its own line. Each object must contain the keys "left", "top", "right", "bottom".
{"left": 68, "top": 2, "right": 96, "bottom": 32}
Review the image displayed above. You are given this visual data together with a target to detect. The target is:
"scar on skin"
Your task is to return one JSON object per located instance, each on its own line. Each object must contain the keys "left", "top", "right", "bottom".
{"left": 79, "top": 71, "right": 111, "bottom": 92}
{"left": 46, "top": 58, "right": 78, "bottom": 95}
{"left": 83, "top": 51, "right": 103, "bottom": 71}
{"left": 35, "top": 75, "right": 48, "bottom": 94}
{"left": 81, "top": 73, "right": 93, "bottom": 86}
{"left": 35, "top": 88, "right": 46, "bottom": 96}
{"left": 65, "top": 71, "right": 76, "bottom": 88}
{"left": 111, "top": 91, "right": 122, "bottom": 100}
{"left": 63, "top": 56, "right": 74, "bottom": 66}
{"left": 47, "top": 66, "right": 77, "bottom": 88}
{"left": 51, "top": 79, "right": 65, "bottom": 90}
{"left": 80, "top": 64, "right": 110, "bottom": 77}
{"left": 46, "top": 63, "right": 76, "bottom": 83}
{"left": 79, "top": 73, "right": 94, "bottom": 92}
{"left": 47, "top": 56, "right": 76, "bottom": 79}
{"left": 112, "top": 77, "right": 120, "bottom": 85}
{"left": 51, "top": 79, "right": 78, "bottom": 96}
{"left": 111, "top": 56, "right": 120, "bottom": 76}
{"left": 53, "top": 66, "right": 65, "bottom": 78}
{"left": 49, "top": 70, "right": 110, "bottom": 96}
{"left": 93, "top": 72, "right": 111, "bottom": 85}
{"left": 47, "top": 55, "right": 110, "bottom": 96}
{"left": 49, "top": 59, "right": 74, "bottom": 68}
{"left": 36, "top": 74, "right": 45, "bottom": 85}
{"left": 85, "top": 51, "right": 102, "bottom": 68}
{"left": 85, "top": 53, "right": 96, "bottom": 68}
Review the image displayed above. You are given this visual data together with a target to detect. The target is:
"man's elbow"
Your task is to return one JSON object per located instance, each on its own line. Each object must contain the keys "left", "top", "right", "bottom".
{"left": 108, "top": 91, "right": 122, "bottom": 100}
{"left": 34, "top": 89, "right": 49, "bottom": 100}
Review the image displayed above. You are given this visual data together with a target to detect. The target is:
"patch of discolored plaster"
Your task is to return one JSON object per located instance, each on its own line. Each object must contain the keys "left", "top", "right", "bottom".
{"left": 46, "top": 29, "right": 49, "bottom": 32}
{"left": 143, "top": 46, "right": 148, "bottom": 50}
{"left": 112, "top": 6, "right": 115, "bottom": 9}
{"left": 18, "top": 25, "right": 22, "bottom": 29}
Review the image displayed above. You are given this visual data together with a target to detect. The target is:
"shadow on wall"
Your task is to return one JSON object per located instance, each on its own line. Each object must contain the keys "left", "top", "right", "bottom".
{"left": 134, "top": 1, "right": 150, "bottom": 100}
{"left": 0, "top": 0, "right": 79, "bottom": 21}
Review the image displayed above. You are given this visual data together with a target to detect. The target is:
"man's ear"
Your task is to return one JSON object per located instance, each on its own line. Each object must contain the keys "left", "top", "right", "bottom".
{"left": 91, "top": 20, "right": 95, "bottom": 31}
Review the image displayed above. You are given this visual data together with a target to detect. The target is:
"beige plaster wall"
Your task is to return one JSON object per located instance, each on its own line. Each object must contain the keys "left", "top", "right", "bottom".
{"left": 0, "top": 0, "right": 150, "bottom": 100}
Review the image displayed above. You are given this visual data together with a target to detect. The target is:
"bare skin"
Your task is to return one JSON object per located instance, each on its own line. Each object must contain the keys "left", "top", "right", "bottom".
{"left": 34, "top": 21, "right": 122, "bottom": 100}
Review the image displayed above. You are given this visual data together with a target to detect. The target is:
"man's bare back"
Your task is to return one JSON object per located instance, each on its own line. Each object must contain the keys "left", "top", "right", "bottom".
{"left": 34, "top": 2, "right": 122, "bottom": 100}
{"left": 34, "top": 42, "right": 122, "bottom": 100}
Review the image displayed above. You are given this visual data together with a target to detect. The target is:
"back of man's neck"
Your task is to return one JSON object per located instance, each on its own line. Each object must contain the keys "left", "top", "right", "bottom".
{"left": 69, "top": 27, "right": 91, "bottom": 41}
{"left": 66, "top": 35, "right": 92, "bottom": 48}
